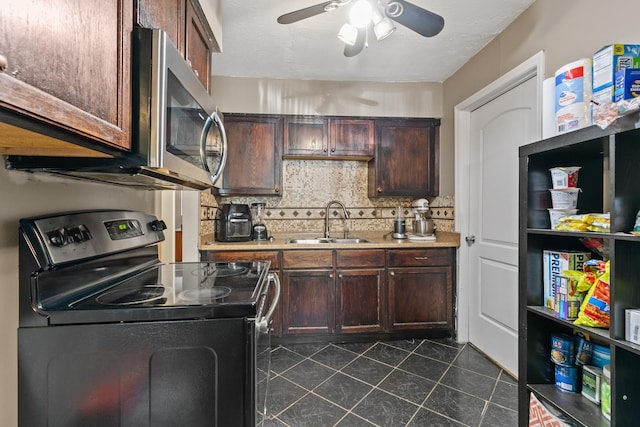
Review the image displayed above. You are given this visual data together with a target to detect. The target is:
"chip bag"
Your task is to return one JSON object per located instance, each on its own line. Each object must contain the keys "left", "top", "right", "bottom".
{"left": 574, "top": 261, "right": 610, "bottom": 328}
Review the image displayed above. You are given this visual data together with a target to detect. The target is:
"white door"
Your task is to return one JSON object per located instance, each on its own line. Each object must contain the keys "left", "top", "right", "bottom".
{"left": 455, "top": 52, "right": 543, "bottom": 377}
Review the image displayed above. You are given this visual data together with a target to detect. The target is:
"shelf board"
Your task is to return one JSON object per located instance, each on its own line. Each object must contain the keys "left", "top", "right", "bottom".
{"left": 527, "top": 229, "right": 640, "bottom": 242}
{"left": 528, "top": 384, "right": 610, "bottom": 427}
{"left": 527, "top": 306, "right": 611, "bottom": 342}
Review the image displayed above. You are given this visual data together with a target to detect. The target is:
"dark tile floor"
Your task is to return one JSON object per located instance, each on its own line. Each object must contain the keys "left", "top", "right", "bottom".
{"left": 260, "top": 338, "right": 517, "bottom": 427}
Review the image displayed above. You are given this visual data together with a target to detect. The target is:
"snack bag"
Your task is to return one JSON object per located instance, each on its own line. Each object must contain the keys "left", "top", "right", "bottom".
{"left": 574, "top": 261, "right": 610, "bottom": 328}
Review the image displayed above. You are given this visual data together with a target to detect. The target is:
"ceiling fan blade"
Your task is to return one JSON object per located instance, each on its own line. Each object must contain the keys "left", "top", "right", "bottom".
{"left": 387, "top": 0, "right": 444, "bottom": 37}
{"left": 344, "top": 26, "right": 366, "bottom": 57}
{"left": 277, "top": 0, "right": 350, "bottom": 24}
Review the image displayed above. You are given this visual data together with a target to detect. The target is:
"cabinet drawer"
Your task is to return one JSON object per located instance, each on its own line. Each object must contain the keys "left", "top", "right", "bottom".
{"left": 203, "top": 250, "right": 280, "bottom": 268}
{"left": 388, "top": 248, "right": 452, "bottom": 267}
{"left": 336, "top": 249, "right": 385, "bottom": 268}
{"left": 282, "top": 250, "right": 333, "bottom": 269}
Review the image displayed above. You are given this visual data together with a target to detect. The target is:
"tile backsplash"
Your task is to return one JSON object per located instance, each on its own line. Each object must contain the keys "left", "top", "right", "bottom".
{"left": 200, "top": 160, "right": 454, "bottom": 241}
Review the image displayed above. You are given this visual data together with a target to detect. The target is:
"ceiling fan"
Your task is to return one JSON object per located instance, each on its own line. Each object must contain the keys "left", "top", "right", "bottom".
{"left": 277, "top": 0, "right": 445, "bottom": 57}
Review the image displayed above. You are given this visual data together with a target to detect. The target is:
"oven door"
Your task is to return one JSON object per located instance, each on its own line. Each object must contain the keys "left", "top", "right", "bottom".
{"left": 18, "top": 317, "right": 250, "bottom": 427}
{"left": 255, "top": 272, "right": 280, "bottom": 425}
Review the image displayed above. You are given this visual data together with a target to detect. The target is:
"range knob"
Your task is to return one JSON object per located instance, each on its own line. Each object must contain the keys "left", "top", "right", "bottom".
{"left": 47, "top": 228, "right": 67, "bottom": 247}
{"left": 149, "top": 219, "right": 167, "bottom": 231}
{"left": 69, "top": 225, "right": 92, "bottom": 243}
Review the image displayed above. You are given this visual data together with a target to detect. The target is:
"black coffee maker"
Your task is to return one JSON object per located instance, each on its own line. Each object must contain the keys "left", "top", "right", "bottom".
{"left": 215, "top": 204, "right": 252, "bottom": 242}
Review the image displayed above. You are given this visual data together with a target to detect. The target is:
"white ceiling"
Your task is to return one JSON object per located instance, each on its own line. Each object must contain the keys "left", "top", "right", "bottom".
{"left": 212, "top": 0, "right": 536, "bottom": 83}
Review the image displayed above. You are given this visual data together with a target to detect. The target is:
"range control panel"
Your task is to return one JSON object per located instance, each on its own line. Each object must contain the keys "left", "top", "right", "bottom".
{"left": 47, "top": 224, "right": 93, "bottom": 247}
{"left": 21, "top": 210, "right": 166, "bottom": 267}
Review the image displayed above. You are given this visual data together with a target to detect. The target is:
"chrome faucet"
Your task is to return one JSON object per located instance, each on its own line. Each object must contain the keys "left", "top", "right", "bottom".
{"left": 324, "top": 200, "right": 349, "bottom": 238}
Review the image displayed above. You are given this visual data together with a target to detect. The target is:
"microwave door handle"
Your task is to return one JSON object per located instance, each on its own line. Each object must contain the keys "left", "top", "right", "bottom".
{"left": 200, "top": 111, "right": 228, "bottom": 185}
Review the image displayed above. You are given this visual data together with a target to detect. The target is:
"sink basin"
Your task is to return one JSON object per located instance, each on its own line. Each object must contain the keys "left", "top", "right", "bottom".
{"left": 329, "top": 238, "right": 371, "bottom": 244}
{"left": 287, "top": 238, "right": 332, "bottom": 244}
{"left": 287, "top": 237, "right": 371, "bottom": 244}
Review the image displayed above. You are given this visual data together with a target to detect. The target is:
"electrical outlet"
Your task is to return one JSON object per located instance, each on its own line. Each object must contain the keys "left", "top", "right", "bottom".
{"left": 375, "top": 207, "right": 382, "bottom": 218}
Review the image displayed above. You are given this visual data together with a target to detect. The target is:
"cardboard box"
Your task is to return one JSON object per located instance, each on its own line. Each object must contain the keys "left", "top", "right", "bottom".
{"left": 543, "top": 250, "right": 590, "bottom": 310}
{"left": 614, "top": 68, "right": 640, "bottom": 101}
{"left": 593, "top": 44, "right": 640, "bottom": 92}
{"left": 553, "top": 275, "right": 584, "bottom": 320}
{"left": 582, "top": 365, "right": 603, "bottom": 404}
{"left": 592, "top": 44, "right": 640, "bottom": 104}
{"left": 625, "top": 308, "right": 640, "bottom": 345}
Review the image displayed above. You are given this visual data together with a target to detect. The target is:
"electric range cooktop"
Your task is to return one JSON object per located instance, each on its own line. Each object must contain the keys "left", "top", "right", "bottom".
{"left": 36, "top": 261, "right": 271, "bottom": 325}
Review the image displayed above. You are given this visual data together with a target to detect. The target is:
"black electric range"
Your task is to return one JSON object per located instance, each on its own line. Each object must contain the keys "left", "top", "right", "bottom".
{"left": 17, "top": 210, "right": 279, "bottom": 427}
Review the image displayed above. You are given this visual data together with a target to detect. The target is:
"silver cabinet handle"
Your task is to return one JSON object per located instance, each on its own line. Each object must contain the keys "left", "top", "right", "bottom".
{"left": 390, "top": 272, "right": 395, "bottom": 276}
{"left": 415, "top": 257, "right": 429, "bottom": 260}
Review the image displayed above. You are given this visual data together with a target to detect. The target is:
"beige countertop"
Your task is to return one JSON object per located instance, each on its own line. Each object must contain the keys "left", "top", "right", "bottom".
{"left": 200, "top": 231, "right": 460, "bottom": 251}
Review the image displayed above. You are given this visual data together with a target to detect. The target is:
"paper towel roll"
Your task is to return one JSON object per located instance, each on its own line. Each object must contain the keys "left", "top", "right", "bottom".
{"left": 555, "top": 58, "right": 592, "bottom": 134}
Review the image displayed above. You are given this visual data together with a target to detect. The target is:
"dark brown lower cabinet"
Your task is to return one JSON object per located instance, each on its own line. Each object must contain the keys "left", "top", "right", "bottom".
{"left": 202, "top": 247, "right": 455, "bottom": 340}
{"left": 336, "top": 268, "right": 385, "bottom": 333}
{"left": 387, "top": 248, "right": 454, "bottom": 331}
{"left": 388, "top": 266, "right": 452, "bottom": 330}
{"left": 282, "top": 269, "right": 334, "bottom": 335}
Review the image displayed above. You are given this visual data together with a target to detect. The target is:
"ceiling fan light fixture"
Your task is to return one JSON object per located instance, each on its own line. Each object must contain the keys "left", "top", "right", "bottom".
{"left": 374, "top": 18, "right": 395, "bottom": 41}
{"left": 349, "top": 0, "right": 373, "bottom": 28}
{"left": 372, "top": 7, "right": 395, "bottom": 40}
{"left": 337, "top": 23, "right": 358, "bottom": 45}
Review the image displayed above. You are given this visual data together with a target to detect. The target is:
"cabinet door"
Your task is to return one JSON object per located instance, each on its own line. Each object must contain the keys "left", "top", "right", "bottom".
{"left": 185, "top": 0, "right": 214, "bottom": 92}
{"left": 336, "top": 268, "right": 385, "bottom": 333}
{"left": 283, "top": 116, "right": 329, "bottom": 157}
{"left": 388, "top": 266, "right": 452, "bottom": 330}
{"left": 282, "top": 269, "right": 334, "bottom": 335}
{"left": 329, "top": 118, "right": 374, "bottom": 158}
{"left": 136, "top": 0, "right": 185, "bottom": 55}
{"left": 219, "top": 115, "right": 282, "bottom": 196}
{"left": 0, "top": 0, "right": 132, "bottom": 153}
{"left": 369, "top": 118, "right": 440, "bottom": 197}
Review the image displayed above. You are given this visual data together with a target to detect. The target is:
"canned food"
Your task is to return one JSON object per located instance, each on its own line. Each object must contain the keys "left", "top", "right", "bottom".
{"left": 551, "top": 333, "right": 575, "bottom": 366}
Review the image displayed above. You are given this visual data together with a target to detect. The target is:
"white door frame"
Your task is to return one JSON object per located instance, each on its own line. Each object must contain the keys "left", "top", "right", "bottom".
{"left": 454, "top": 51, "right": 544, "bottom": 342}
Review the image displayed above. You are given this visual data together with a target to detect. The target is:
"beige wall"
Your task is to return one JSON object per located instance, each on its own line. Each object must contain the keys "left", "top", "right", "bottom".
{"left": 0, "top": 168, "right": 158, "bottom": 427}
{"left": 440, "top": 0, "right": 639, "bottom": 194}
{"left": 212, "top": 76, "right": 443, "bottom": 118}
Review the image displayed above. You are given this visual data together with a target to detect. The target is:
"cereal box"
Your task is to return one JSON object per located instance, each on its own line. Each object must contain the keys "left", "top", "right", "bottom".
{"left": 543, "top": 250, "right": 590, "bottom": 310}
{"left": 592, "top": 44, "right": 640, "bottom": 104}
{"left": 614, "top": 68, "right": 640, "bottom": 101}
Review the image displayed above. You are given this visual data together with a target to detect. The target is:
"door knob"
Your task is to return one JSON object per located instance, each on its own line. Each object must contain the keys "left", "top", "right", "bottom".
{"left": 465, "top": 235, "right": 476, "bottom": 246}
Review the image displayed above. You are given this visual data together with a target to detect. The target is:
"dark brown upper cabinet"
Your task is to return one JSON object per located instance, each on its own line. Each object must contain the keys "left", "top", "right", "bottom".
{"left": 136, "top": 0, "right": 218, "bottom": 92}
{"left": 283, "top": 116, "right": 374, "bottom": 160}
{"left": 0, "top": 0, "right": 133, "bottom": 156}
{"left": 217, "top": 114, "right": 283, "bottom": 196}
{"left": 368, "top": 118, "right": 440, "bottom": 197}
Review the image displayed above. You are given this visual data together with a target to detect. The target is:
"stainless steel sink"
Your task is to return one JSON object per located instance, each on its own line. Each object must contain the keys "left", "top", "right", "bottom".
{"left": 287, "top": 238, "right": 332, "bottom": 244}
{"left": 329, "top": 238, "right": 371, "bottom": 244}
{"left": 287, "top": 237, "right": 370, "bottom": 244}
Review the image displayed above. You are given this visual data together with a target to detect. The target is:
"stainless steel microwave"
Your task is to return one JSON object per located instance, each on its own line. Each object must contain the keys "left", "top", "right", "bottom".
{"left": 6, "top": 27, "right": 227, "bottom": 191}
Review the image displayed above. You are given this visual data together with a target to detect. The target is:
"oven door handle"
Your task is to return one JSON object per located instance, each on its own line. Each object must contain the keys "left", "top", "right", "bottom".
{"left": 258, "top": 272, "right": 280, "bottom": 334}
